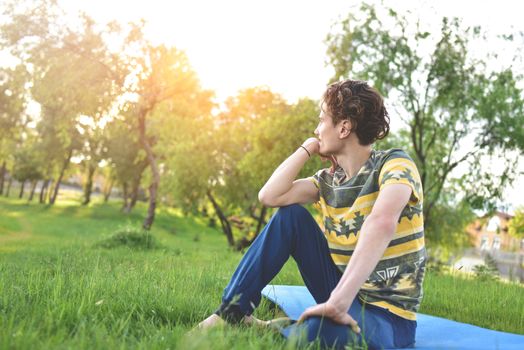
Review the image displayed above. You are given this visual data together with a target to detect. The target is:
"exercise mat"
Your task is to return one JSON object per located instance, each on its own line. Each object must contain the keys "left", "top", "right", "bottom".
{"left": 261, "top": 285, "right": 524, "bottom": 350}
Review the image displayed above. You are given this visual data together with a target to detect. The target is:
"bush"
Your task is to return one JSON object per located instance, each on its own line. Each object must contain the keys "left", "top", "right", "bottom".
{"left": 95, "top": 225, "right": 163, "bottom": 250}
{"left": 473, "top": 254, "right": 499, "bottom": 282}
{"left": 425, "top": 249, "right": 451, "bottom": 275}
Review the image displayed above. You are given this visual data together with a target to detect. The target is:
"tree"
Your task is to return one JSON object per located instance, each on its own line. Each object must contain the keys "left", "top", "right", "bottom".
{"left": 325, "top": 3, "right": 524, "bottom": 244}
{"left": 236, "top": 97, "right": 324, "bottom": 248}
{"left": 165, "top": 88, "right": 325, "bottom": 249}
{"left": 79, "top": 125, "right": 105, "bottom": 205}
{"left": 119, "top": 23, "right": 213, "bottom": 229}
{"left": 2, "top": 0, "right": 127, "bottom": 204}
{"left": 210, "top": 88, "right": 293, "bottom": 247}
{"left": 161, "top": 87, "right": 286, "bottom": 247}
{"left": 212, "top": 87, "right": 290, "bottom": 247}
{"left": 104, "top": 113, "right": 148, "bottom": 213}
{"left": 11, "top": 136, "right": 44, "bottom": 200}
{"left": 508, "top": 207, "right": 524, "bottom": 238}
{"left": 0, "top": 65, "right": 29, "bottom": 195}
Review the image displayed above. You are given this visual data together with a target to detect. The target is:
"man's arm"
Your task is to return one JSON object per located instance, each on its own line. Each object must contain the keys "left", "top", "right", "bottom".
{"left": 298, "top": 183, "right": 412, "bottom": 331}
{"left": 258, "top": 138, "right": 320, "bottom": 207}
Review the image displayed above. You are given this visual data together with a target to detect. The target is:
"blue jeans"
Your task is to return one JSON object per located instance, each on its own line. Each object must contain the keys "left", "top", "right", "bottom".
{"left": 215, "top": 204, "right": 416, "bottom": 349}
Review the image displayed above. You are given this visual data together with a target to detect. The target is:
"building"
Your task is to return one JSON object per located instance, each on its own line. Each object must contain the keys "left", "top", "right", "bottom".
{"left": 466, "top": 211, "right": 524, "bottom": 253}
{"left": 463, "top": 211, "right": 524, "bottom": 282}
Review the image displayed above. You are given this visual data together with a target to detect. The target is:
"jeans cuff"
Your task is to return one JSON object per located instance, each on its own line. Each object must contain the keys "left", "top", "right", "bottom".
{"left": 214, "top": 302, "right": 248, "bottom": 324}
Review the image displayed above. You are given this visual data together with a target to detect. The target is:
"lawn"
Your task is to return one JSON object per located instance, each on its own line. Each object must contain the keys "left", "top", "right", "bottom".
{"left": 0, "top": 195, "right": 523, "bottom": 349}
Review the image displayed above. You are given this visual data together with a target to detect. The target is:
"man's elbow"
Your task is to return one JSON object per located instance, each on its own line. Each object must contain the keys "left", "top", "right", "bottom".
{"left": 258, "top": 190, "right": 272, "bottom": 207}
{"left": 258, "top": 190, "right": 279, "bottom": 208}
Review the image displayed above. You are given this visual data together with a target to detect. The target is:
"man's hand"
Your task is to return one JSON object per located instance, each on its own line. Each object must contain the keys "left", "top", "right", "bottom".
{"left": 302, "top": 137, "right": 320, "bottom": 155}
{"left": 302, "top": 138, "right": 338, "bottom": 173}
{"left": 297, "top": 301, "right": 361, "bottom": 334}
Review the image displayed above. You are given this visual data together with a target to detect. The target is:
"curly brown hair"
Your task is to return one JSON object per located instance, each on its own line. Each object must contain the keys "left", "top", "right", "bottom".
{"left": 322, "top": 80, "right": 390, "bottom": 145}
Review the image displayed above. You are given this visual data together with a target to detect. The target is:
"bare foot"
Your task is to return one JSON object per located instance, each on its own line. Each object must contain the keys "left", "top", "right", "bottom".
{"left": 196, "top": 314, "right": 266, "bottom": 329}
{"left": 195, "top": 314, "right": 291, "bottom": 331}
{"left": 243, "top": 315, "right": 270, "bottom": 327}
{"left": 267, "top": 316, "right": 293, "bottom": 328}
{"left": 196, "top": 314, "right": 226, "bottom": 330}
{"left": 245, "top": 315, "right": 293, "bottom": 329}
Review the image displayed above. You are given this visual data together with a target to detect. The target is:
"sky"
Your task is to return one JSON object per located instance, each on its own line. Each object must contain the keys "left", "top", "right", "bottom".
{"left": 58, "top": 0, "right": 524, "bottom": 103}
{"left": 49, "top": 0, "right": 524, "bottom": 211}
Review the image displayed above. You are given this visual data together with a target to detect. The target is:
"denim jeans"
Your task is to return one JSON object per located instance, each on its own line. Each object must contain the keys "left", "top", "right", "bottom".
{"left": 215, "top": 204, "right": 416, "bottom": 349}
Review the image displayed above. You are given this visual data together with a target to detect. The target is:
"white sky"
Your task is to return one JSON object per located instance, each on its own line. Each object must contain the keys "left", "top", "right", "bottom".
{"left": 50, "top": 0, "right": 524, "bottom": 211}
{"left": 59, "top": 0, "right": 524, "bottom": 102}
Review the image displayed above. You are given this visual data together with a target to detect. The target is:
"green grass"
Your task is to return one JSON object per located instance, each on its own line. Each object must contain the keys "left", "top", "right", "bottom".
{"left": 0, "top": 194, "right": 523, "bottom": 349}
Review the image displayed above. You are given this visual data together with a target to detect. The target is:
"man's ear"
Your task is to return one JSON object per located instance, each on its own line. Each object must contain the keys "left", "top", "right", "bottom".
{"left": 339, "top": 120, "right": 352, "bottom": 138}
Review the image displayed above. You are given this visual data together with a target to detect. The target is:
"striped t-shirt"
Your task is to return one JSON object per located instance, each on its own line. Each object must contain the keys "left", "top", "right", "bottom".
{"left": 308, "top": 148, "right": 426, "bottom": 320}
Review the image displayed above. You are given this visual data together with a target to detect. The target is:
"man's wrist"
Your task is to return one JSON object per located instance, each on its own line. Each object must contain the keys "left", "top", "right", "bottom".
{"left": 328, "top": 291, "right": 353, "bottom": 313}
{"left": 299, "top": 145, "right": 311, "bottom": 158}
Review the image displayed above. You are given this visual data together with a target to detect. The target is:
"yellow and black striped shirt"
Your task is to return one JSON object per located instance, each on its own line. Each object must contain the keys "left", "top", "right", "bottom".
{"left": 309, "top": 148, "right": 426, "bottom": 320}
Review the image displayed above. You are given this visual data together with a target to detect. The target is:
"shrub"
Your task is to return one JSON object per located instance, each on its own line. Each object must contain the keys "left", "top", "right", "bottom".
{"left": 473, "top": 254, "right": 499, "bottom": 282}
{"left": 95, "top": 225, "right": 163, "bottom": 250}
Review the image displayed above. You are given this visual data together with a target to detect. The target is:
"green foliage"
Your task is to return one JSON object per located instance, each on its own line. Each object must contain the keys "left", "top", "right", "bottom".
{"left": 0, "top": 64, "right": 27, "bottom": 144}
{"left": 124, "top": 36, "right": 214, "bottom": 226}
{"left": 103, "top": 113, "right": 147, "bottom": 192}
{"left": 473, "top": 254, "right": 500, "bottom": 282}
{"left": 95, "top": 225, "right": 163, "bottom": 250}
{"left": 325, "top": 3, "right": 524, "bottom": 244}
{"left": 1, "top": 0, "right": 129, "bottom": 205}
{"left": 424, "top": 186, "right": 475, "bottom": 248}
{"left": 0, "top": 64, "right": 29, "bottom": 181}
{"left": 508, "top": 207, "right": 524, "bottom": 238}
{"left": 240, "top": 97, "right": 323, "bottom": 194}
{"left": 214, "top": 87, "right": 292, "bottom": 209}
{"left": 425, "top": 253, "right": 450, "bottom": 275}
{"left": 11, "top": 139, "right": 44, "bottom": 182}
{"left": 1, "top": 0, "right": 214, "bottom": 225}
{"left": 164, "top": 87, "right": 317, "bottom": 245}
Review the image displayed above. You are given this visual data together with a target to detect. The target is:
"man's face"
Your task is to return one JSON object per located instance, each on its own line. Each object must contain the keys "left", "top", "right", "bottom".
{"left": 314, "top": 104, "right": 340, "bottom": 155}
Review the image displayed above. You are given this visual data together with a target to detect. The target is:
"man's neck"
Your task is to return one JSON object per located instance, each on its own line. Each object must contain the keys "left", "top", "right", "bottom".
{"left": 335, "top": 143, "right": 373, "bottom": 179}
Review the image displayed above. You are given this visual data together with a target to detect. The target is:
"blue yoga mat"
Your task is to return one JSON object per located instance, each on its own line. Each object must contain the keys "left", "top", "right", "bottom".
{"left": 261, "top": 285, "right": 524, "bottom": 350}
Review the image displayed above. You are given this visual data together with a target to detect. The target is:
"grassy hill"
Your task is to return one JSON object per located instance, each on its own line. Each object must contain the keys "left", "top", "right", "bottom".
{"left": 0, "top": 195, "right": 522, "bottom": 349}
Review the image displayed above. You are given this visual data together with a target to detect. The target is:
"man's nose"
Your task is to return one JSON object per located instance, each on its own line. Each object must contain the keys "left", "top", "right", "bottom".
{"left": 314, "top": 127, "right": 319, "bottom": 136}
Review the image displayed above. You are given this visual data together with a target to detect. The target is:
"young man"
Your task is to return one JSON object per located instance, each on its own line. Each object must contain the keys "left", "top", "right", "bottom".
{"left": 198, "top": 80, "right": 426, "bottom": 349}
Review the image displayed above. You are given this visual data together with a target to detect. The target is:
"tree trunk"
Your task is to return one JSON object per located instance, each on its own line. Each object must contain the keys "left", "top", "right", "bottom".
{"left": 138, "top": 111, "right": 159, "bottom": 230}
{"left": 103, "top": 178, "right": 113, "bottom": 203}
{"left": 46, "top": 179, "right": 55, "bottom": 203}
{"left": 18, "top": 180, "right": 26, "bottom": 198}
{"left": 207, "top": 190, "right": 235, "bottom": 247}
{"left": 236, "top": 205, "right": 268, "bottom": 251}
{"left": 0, "top": 161, "right": 6, "bottom": 195}
{"left": 122, "top": 160, "right": 147, "bottom": 213}
{"left": 123, "top": 181, "right": 138, "bottom": 214}
{"left": 50, "top": 148, "right": 73, "bottom": 205}
{"left": 82, "top": 163, "right": 96, "bottom": 205}
{"left": 255, "top": 206, "right": 268, "bottom": 237}
{"left": 128, "top": 176, "right": 141, "bottom": 211}
{"left": 39, "top": 179, "right": 49, "bottom": 203}
{"left": 5, "top": 177, "right": 12, "bottom": 197}
{"left": 28, "top": 180, "right": 38, "bottom": 202}
{"left": 121, "top": 181, "right": 129, "bottom": 212}
{"left": 248, "top": 204, "right": 269, "bottom": 236}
